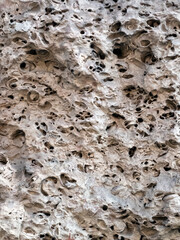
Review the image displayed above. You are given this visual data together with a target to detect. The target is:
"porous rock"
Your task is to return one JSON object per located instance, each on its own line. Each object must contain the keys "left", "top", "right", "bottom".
{"left": 0, "top": 0, "right": 180, "bottom": 239}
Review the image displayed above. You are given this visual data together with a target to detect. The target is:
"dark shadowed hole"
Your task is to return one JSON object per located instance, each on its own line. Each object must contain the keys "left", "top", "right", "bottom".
{"left": 20, "top": 62, "right": 26, "bottom": 69}
{"left": 111, "top": 21, "right": 121, "bottom": 32}
{"left": 112, "top": 113, "right": 125, "bottom": 119}
{"left": 138, "top": 118, "right": 143, "bottom": 123}
{"left": 27, "top": 49, "right": 37, "bottom": 55}
{"left": 102, "top": 205, "right": 108, "bottom": 211}
{"left": 0, "top": 154, "right": 7, "bottom": 165}
{"left": 147, "top": 19, "right": 160, "bottom": 27}
{"left": 113, "top": 234, "right": 119, "bottom": 239}
{"left": 164, "top": 166, "right": 171, "bottom": 171}
{"left": 11, "top": 129, "right": 25, "bottom": 139}
{"left": 129, "top": 146, "right": 137, "bottom": 157}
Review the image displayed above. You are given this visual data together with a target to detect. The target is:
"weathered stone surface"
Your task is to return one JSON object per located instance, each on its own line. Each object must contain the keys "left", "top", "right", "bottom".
{"left": 0, "top": 0, "right": 180, "bottom": 239}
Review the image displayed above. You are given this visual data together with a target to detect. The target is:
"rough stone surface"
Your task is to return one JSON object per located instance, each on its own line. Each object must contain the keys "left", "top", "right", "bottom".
{"left": 0, "top": 0, "right": 180, "bottom": 239}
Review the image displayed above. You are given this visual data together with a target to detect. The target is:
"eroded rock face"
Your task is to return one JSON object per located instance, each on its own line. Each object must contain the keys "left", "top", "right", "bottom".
{"left": 0, "top": 0, "right": 180, "bottom": 239}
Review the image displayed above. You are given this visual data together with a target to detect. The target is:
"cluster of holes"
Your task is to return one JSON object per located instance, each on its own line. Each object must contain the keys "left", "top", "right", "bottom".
{"left": 47, "top": 112, "right": 58, "bottom": 121}
{"left": 44, "top": 142, "right": 54, "bottom": 152}
{"left": 76, "top": 111, "right": 93, "bottom": 120}
{"left": 147, "top": 19, "right": 160, "bottom": 27}
{"left": 126, "top": 87, "right": 176, "bottom": 132}
{"left": 39, "top": 233, "right": 56, "bottom": 240}
{"left": 44, "top": 87, "right": 56, "bottom": 95}
{"left": 123, "top": 86, "right": 158, "bottom": 117}
{"left": 92, "top": 61, "right": 106, "bottom": 72}
{"left": 35, "top": 122, "right": 48, "bottom": 136}
{"left": 140, "top": 158, "right": 161, "bottom": 177}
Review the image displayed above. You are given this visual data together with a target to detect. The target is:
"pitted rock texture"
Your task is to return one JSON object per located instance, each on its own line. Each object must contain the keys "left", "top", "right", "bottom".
{"left": 0, "top": 0, "right": 180, "bottom": 239}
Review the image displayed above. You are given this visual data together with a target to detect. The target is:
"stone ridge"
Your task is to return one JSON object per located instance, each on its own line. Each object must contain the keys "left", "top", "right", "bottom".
{"left": 0, "top": 0, "right": 180, "bottom": 239}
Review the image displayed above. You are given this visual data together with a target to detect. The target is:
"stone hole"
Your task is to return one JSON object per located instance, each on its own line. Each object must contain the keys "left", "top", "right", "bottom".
{"left": 11, "top": 129, "right": 25, "bottom": 139}
{"left": 0, "top": 153, "right": 7, "bottom": 165}
{"left": 141, "top": 51, "right": 157, "bottom": 64}
{"left": 113, "top": 42, "right": 130, "bottom": 59}
{"left": 128, "top": 146, "right": 137, "bottom": 157}
{"left": 110, "top": 21, "right": 121, "bottom": 32}
{"left": 90, "top": 43, "right": 106, "bottom": 60}
{"left": 41, "top": 176, "right": 61, "bottom": 196}
{"left": 147, "top": 19, "right": 160, "bottom": 27}
{"left": 27, "top": 91, "right": 39, "bottom": 102}
{"left": 44, "top": 142, "right": 54, "bottom": 152}
{"left": 60, "top": 173, "right": 77, "bottom": 189}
